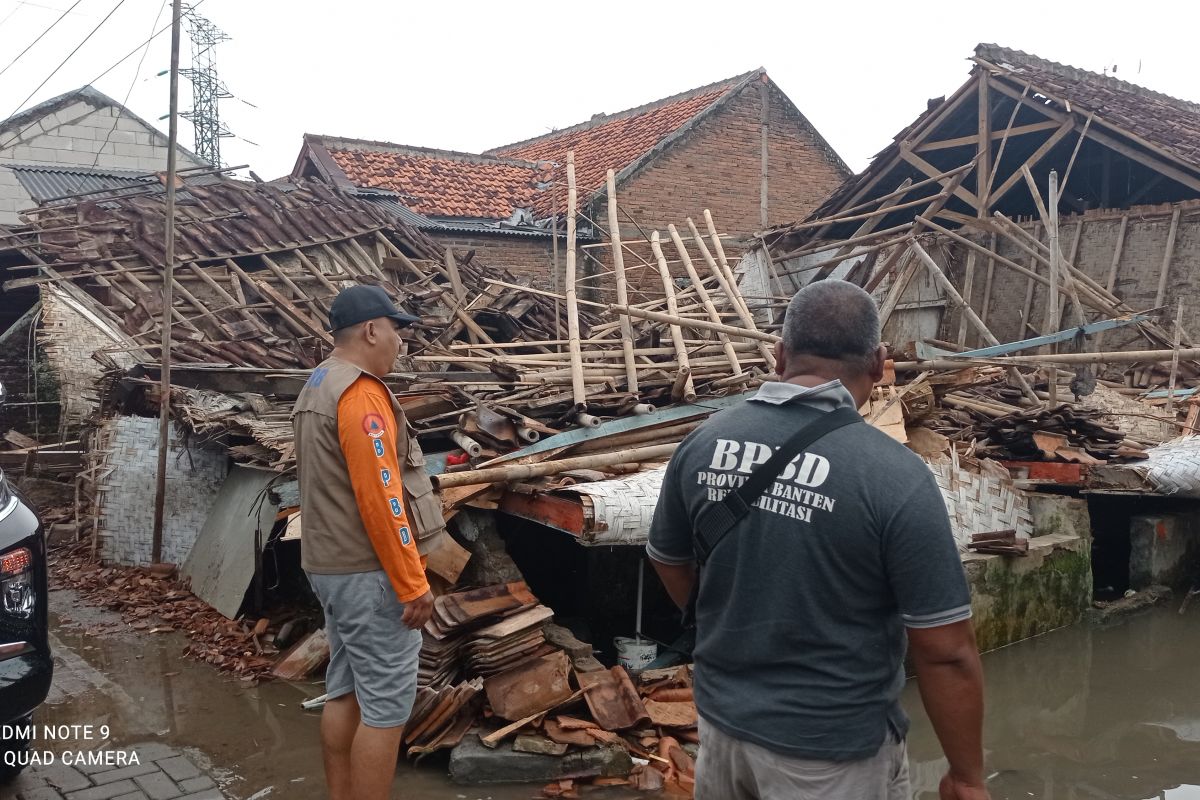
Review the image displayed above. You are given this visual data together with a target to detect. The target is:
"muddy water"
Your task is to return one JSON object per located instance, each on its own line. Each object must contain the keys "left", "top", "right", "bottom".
{"left": 45, "top": 586, "right": 1200, "bottom": 799}
{"left": 904, "top": 604, "right": 1200, "bottom": 799}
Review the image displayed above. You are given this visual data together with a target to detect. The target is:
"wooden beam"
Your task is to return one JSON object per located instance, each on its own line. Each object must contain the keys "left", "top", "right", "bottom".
{"left": 812, "top": 179, "right": 913, "bottom": 280}
{"left": 898, "top": 146, "right": 982, "bottom": 209}
{"left": 988, "top": 120, "right": 1076, "bottom": 207}
{"left": 915, "top": 120, "right": 1059, "bottom": 153}
{"left": 252, "top": 280, "right": 334, "bottom": 345}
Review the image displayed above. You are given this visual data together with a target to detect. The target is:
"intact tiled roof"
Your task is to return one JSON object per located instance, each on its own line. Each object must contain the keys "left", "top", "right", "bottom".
{"left": 310, "top": 136, "right": 547, "bottom": 220}
{"left": 976, "top": 43, "right": 1200, "bottom": 169}
{"left": 488, "top": 73, "right": 753, "bottom": 215}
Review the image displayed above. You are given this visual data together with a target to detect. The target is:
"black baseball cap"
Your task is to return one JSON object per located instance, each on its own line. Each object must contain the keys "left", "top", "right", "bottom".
{"left": 327, "top": 285, "right": 421, "bottom": 332}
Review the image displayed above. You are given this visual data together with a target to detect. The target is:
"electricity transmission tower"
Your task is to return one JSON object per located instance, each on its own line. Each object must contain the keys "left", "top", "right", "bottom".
{"left": 180, "top": 7, "right": 231, "bottom": 167}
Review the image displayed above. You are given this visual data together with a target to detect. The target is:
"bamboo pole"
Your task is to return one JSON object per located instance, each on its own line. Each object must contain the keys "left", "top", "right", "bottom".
{"left": 686, "top": 217, "right": 776, "bottom": 370}
{"left": 909, "top": 240, "right": 1038, "bottom": 401}
{"left": 433, "top": 443, "right": 680, "bottom": 489}
{"left": 1094, "top": 214, "right": 1129, "bottom": 352}
{"left": 605, "top": 169, "right": 639, "bottom": 394}
{"left": 1169, "top": 298, "right": 1184, "bottom": 416}
{"left": 703, "top": 210, "right": 754, "bottom": 323}
{"left": 1155, "top": 206, "right": 1182, "bottom": 309}
{"left": 668, "top": 224, "right": 743, "bottom": 379}
{"left": 565, "top": 152, "right": 586, "bottom": 413}
{"left": 650, "top": 231, "right": 696, "bottom": 402}
{"left": 980, "top": 233, "right": 997, "bottom": 326}
{"left": 1046, "top": 171, "right": 1061, "bottom": 405}
{"left": 610, "top": 302, "right": 779, "bottom": 343}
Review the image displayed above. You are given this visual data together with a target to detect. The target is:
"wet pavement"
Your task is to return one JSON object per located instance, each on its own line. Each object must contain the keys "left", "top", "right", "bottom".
{"left": 8, "top": 587, "right": 1200, "bottom": 799}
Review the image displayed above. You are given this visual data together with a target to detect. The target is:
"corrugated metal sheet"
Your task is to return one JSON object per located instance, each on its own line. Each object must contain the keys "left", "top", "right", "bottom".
{"left": 350, "top": 190, "right": 444, "bottom": 230}
{"left": 7, "top": 164, "right": 155, "bottom": 203}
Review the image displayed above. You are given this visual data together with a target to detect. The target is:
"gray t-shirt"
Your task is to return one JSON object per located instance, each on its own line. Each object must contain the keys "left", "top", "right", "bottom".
{"left": 647, "top": 379, "right": 971, "bottom": 761}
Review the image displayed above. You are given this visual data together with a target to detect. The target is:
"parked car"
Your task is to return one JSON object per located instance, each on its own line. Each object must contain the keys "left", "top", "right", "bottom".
{"left": 0, "top": 381, "right": 52, "bottom": 782}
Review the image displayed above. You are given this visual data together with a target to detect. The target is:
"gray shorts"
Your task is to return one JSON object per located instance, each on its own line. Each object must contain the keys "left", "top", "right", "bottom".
{"left": 306, "top": 570, "right": 422, "bottom": 728}
{"left": 695, "top": 716, "right": 910, "bottom": 800}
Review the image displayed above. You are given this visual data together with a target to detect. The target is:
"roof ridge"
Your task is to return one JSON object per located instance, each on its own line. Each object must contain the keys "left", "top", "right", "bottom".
{"left": 975, "top": 43, "right": 1200, "bottom": 115}
{"left": 304, "top": 134, "right": 544, "bottom": 168}
{"left": 485, "top": 68, "right": 763, "bottom": 156}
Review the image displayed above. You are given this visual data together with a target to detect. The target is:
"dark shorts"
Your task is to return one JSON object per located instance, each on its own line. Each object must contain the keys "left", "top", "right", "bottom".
{"left": 306, "top": 569, "right": 422, "bottom": 728}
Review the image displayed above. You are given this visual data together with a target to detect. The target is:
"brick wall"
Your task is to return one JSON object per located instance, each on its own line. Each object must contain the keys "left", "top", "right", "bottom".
{"left": 94, "top": 415, "right": 228, "bottom": 567}
{"left": 945, "top": 204, "right": 1200, "bottom": 349}
{"left": 594, "top": 82, "right": 845, "bottom": 244}
{"left": 426, "top": 230, "right": 561, "bottom": 290}
{"left": 0, "top": 99, "right": 206, "bottom": 223}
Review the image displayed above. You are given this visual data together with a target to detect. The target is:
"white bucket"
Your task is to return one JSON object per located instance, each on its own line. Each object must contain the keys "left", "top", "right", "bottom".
{"left": 614, "top": 636, "right": 657, "bottom": 674}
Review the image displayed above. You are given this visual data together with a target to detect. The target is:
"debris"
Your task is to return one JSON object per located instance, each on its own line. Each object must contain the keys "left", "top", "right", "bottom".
{"left": 484, "top": 650, "right": 573, "bottom": 722}
{"left": 576, "top": 666, "right": 650, "bottom": 731}
{"left": 271, "top": 629, "right": 329, "bottom": 681}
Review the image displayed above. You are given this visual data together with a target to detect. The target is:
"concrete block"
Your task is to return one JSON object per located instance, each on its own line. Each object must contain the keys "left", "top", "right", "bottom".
{"left": 131, "top": 771, "right": 182, "bottom": 799}
{"left": 1029, "top": 495, "right": 1091, "bottom": 540}
{"left": 33, "top": 135, "right": 73, "bottom": 150}
{"left": 16, "top": 787, "right": 64, "bottom": 800}
{"left": 127, "top": 743, "right": 176, "bottom": 764}
{"left": 964, "top": 533, "right": 1092, "bottom": 652}
{"left": 116, "top": 118, "right": 149, "bottom": 134}
{"left": 114, "top": 142, "right": 141, "bottom": 157}
{"left": 173, "top": 777, "right": 213, "bottom": 793}
{"left": 1129, "top": 514, "right": 1200, "bottom": 591}
{"left": 90, "top": 762, "right": 159, "bottom": 785}
{"left": 112, "top": 792, "right": 150, "bottom": 800}
{"left": 55, "top": 150, "right": 99, "bottom": 166}
{"left": 37, "top": 763, "right": 91, "bottom": 792}
{"left": 64, "top": 780, "right": 139, "bottom": 800}
{"left": 103, "top": 155, "right": 141, "bottom": 170}
{"left": 154, "top": 757, "right": 199, "bottom": 783}
{"left": 449, "top": 735, "right": 632, "bottom": 784}
{"left": 56, "top": 124, "right": 97, "bottom": 141}
{"left": 136, "top": 157, "right": 166, "bottom": 173}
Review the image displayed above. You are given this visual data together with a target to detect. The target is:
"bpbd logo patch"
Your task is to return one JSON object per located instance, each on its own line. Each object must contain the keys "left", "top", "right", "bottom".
{"left": 307, "top": 366, "right": 328, "bottom": 387}
{"left": 389, "top": 498, "right": 404, "bottom": 517}
{"left": 398, "top": 526, "right": 411, "bottom": 546}
{"left": 372, "top": 439, "right": 385, "bottom": 457}
{"left": 362, "top": 413, "right": 387, "bottom": 438}
{"left": 380, "top": 468, "right": 392, "bottom": 487}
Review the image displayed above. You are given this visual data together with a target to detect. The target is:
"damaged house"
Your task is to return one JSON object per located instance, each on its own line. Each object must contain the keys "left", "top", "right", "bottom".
{"left": 293, "top": 69, "right": 849, "bottom": 290}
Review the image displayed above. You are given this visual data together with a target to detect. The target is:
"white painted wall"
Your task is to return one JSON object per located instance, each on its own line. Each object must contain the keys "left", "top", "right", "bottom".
{"left": 0, "top": 98, "right": 205, "bottom": 223}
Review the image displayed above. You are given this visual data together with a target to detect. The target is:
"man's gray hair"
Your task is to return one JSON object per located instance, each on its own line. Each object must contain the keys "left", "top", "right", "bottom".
{"left": 781, "top": 280, "right": 880, "bottom": 371}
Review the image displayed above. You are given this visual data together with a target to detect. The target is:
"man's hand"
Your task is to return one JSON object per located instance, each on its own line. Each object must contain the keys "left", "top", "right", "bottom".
{"left": 401, "top": 590, "right": 434, "bottom": 630}
{"left": 939, "top": 773, "right": 990, "bottom": 800}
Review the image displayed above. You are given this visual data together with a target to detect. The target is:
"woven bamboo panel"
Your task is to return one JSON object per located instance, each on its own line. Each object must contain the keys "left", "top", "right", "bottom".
{"left": 556, "top": 466, "right": 668, "bottom": 546}
{"left": 1120, "top": 436, "right": 1200, "bottom": 498}
{"left": 927, "top": 460, "right": 1033, "bottom": 549}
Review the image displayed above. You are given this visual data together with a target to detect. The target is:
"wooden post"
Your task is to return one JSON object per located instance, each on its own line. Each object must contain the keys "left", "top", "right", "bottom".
{"left": 1155, "top": 206, "right": 1182, "bottom": 309}
{"left": 151, "top": 0, "right": 183, "bottom": 565}
{"left": 1093, "top": 214, "right": 1128, "bottom": 351}
{"left": 564, "top": 152, "right": 586, "bottom": 413}
{"left": 605, "top": 170, "right": 639, "bottom": 394}
{"left": 956, "top": 251, "right": 977, "bottom": 347}
{"left": 650, "top": 232, "right": 696, "bottom": 402}
{"left": 1046, "top": 170, "right": 1061, "bottom": 405}
{"left": 668, "top": 224, "right": 742, "bottom": 379}
{"left": 976, "top": 73, "right": 991, "bottom": 214}
{"left": 1169, "top": 298, "right": 1184, "bottom": 416}
{"left": 980, "top": 233, "right": 997, "bottom": 326}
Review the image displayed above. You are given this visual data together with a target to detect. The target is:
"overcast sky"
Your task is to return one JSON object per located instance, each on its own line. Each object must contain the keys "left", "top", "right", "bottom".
{"left": 2, "top": 0, "right": 1198, "bottom": 180}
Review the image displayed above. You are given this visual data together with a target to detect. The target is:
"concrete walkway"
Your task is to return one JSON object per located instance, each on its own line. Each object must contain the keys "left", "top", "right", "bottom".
{"left": 9, "top": 742, "right": 225, "bottom": 800}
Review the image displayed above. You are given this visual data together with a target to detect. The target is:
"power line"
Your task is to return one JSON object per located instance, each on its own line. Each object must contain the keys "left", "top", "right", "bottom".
{"left": 0, "top": 0, "right": 86, "bottom": 81}
{"left": 0, "top": 0, "right": 203, "bottom": 152}
{"left": 61, "top": 0, "right": 165, "bottom": 196}
{"left": 1, "top": 0, "right": 128, "bottom": 126}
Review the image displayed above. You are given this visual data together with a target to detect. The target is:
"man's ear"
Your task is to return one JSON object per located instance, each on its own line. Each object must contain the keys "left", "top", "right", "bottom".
{"left": 868, "top": 344, "right": 887, "bottom": 384}
{"left": 773, "top": 341, "right": 786, "bottom": 377}
{"left": 362, "top": 320, "right": 377, "bottom": 344}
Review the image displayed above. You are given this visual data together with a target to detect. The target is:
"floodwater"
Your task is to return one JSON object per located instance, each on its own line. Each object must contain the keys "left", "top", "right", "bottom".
{"left": 36, "top": 587, "right": 1200, "bottom": 799}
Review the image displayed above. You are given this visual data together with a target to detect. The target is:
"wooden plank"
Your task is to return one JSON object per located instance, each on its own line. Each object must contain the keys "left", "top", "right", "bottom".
{"left": 976, "top": 72, "right": 992, "bottom": 211}
{"left": 252, "top": 280, "right": 334, "bottom": 345}
{"left": 564, "top": 151, "right": 586, "bottom": 412}
{"left": 1093, "top": 214, "right": 1129, "bottom": 351}
{"left": 498, "top": 490, "right": 586, "bottom": 535}
{"left": 425, "top": 535, "right": 472, "bottom": 583}
{"left": 1155, "top": 207, "right": 1182, "bottom": 308}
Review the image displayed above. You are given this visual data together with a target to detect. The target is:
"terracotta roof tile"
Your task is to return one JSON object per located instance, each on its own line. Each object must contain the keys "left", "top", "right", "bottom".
{"left": 491, "top": 81, "right": 739, "bottom": 215}
{"left": 977, "top": 44, "right": 1200, "bottom": 169}
{"left": 323, "top": 144, "right": 544, "bottom": 220}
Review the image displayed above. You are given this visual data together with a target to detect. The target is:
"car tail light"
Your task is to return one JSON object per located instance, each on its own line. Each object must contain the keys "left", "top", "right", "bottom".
{"left": 1, "top": 546, "right": 34, "bottom": 619}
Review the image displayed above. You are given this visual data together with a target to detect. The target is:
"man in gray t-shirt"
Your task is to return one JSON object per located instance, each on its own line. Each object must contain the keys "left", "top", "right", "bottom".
{"left": 648, "top": 280, "right": 990, "bottom": 800}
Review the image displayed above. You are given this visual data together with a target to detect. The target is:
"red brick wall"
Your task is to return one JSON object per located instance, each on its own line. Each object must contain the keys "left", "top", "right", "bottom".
{"left": 426, "top": 230, "right": 558, "bottom": 290}
{"left": 594, "top": 82, "right": 845, "bottom": 238}
{"left": 591, "top": 80, "right": 848, "bottom": 295}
